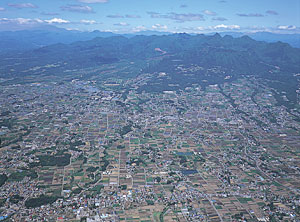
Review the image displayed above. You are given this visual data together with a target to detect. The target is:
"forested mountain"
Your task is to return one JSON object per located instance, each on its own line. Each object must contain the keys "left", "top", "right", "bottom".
{"left": 0, "top": 29, "right": 299, "bottom": 54}
{"left": 1, "top": 33, "right": 299, "bottom": 75}
{"left": 1, "top": 33, "right": 299, "bottom": 108}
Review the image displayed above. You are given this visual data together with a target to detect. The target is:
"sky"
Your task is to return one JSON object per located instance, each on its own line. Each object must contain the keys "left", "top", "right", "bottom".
{"left": 0, "top": 0, "right": 299, "bottom": 33}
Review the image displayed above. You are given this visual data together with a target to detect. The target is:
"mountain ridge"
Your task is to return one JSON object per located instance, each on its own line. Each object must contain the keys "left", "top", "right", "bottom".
{"left": 0, "top": 33, "right": 299, "bottom": 109}
{"left": 1, "top": 33, "right": 299, "bottom": 74}
{"left": 0, "top": 29, "right": 299, "bottom": 54}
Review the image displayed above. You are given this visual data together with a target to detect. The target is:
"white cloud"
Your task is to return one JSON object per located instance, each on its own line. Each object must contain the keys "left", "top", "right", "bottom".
{"left": 277, "top": 25, "right": 296, "bottom": 30}
{"left": 148, "top": 12, "right": 205, "bottom": 22}
{"left": 212, "top": 17, "right": 227, "bottom": 21}
{"left": 125, "top": 14, "right": 141, "bottom": 18}
{"left": 61, "top": 5, "right": 94, "bottom": 13}
{"left": 213, "top": 24, "right": 240, "bottom": 30}
{"left": 66, "top": 27, "right": 80, "bottom": 31}
{"left": 0, "top": 17, "right": 45, "bottom": 30}
{"left": 41, "top": 12, "right": 60, "bottom": 16}
{"left": 80, "top": 19, "right": 97, "bottom": 24}
{"left": 45, "top": 18, "right": 70, "bottom": 24}
{"left": 107, "top": 14, "right": 124, "bottom": 18}
{"left": 196, "top": 26, "right": 205, "bottom": 31}
{"left": 152, "top": 24, "right": 168, "bottom": 30}
{"left": 180, "top": 24, "right": 241, "bottom": 33}
{"left": 237, "top": 13, "right": 264, "bottom": 17}
{"left": 0, "top": 17, "right": 78, "bottom": 31}
{"left": 0, "top": 7, "right": 5, "bottom": 11}
{"left": 0, "top": 18, "right": 43, "bottom": 25}
{"left": 203, "top": 10, "right": 217, "bottom": 16}
{"left": 266, "top": 10, "right": 278, "bottom": 15}
{"left": 133, "top": 25, "right": 147, "bottom": 32}
{"left": 8, "top": 3, "right": 38, "bottom": 9}
{"left": 0, "top": 17, "right": 71, "bottom": 26}
{"left": 114, "top": 22, "right": 129, "bottom": 26}
{"left": 107, "top": 14, "right": 141, "bottom": 19}
{"left": 78, "top": 0, "right": 108, "bottom": 3}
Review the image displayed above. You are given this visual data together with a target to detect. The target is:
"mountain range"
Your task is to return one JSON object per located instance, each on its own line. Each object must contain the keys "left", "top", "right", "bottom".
{"left": 0, "top": 28, "right": 299, "bottom": 54}
{"left": 0, "top": 32, "right": 299, "bottom": 109}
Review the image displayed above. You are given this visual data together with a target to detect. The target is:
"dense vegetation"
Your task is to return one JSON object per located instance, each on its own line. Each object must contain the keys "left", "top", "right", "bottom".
{"left": 9, "top": 170, "right": 38, "bottom": 181}
{"left": 0, "top": 198, "right": 6, "bottom": 207}
{"left": 0, "top": 174, "right": 8, "bottom": 187}
{"left": 38, "top": 153, "right": 71, "bottom": 167}
{"left": 72, "top": 187, "right": 83, "bottom": 195}
{"left": 9, "top": 195, "right": 24, "bottom": 204}
{"left": 86, "top": 166, "right": 99, "bottom": 172}
{"left": 119, "top": 124, "right": 132, "bottom": 136}
{"left": 25, "top": 195, "right": 58, "bottom": 208}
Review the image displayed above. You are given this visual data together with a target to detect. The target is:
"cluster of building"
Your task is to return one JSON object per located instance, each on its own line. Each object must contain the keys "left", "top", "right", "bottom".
{"left": 0, "top": 75, "right": 299, "bottom": 221}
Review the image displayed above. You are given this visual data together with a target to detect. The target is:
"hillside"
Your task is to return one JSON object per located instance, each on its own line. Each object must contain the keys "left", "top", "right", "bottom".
{"left": 0, "top": 33, "right": 299, "bottom": 108}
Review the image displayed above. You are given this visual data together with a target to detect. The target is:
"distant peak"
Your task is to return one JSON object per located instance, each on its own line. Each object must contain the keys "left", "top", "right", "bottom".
{"left": 223, "top": 35, "right": 234, "bottom": 40}
{"left": 240, "top": 35, "right": 253, "bottom": 40}
{"left": 213, "top": 33, "right": 222, "bottom": 38}
{"left": 173, "top": 32, "right": 191, "bottom": 39}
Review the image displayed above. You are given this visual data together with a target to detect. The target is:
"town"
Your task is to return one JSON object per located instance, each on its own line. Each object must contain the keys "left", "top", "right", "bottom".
{"left": 0, "top": 72, "right": 299, "bottom": 221}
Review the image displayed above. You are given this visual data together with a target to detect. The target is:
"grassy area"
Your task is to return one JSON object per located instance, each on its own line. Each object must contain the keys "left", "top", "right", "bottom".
{"left": 237, "top": 197, "right": 253, "bottom": 204}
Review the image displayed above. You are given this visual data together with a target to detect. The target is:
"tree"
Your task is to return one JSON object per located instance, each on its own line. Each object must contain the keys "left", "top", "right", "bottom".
{"left": 0, "top": 174, "right": 8, "bottom": 187}
{"left": 25, "top": 195, "right": 58, "bottom": 208}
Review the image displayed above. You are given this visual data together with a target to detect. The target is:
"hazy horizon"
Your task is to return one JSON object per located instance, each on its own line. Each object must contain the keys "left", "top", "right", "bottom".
{"left": 0, "top": 0, "right": 299, "bottom": 34}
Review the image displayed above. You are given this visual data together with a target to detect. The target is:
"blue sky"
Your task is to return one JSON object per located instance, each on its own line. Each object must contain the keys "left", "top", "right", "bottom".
{"left": 0, "top": 0, "right": 299, "bottom": 33}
